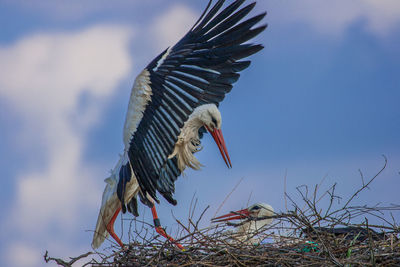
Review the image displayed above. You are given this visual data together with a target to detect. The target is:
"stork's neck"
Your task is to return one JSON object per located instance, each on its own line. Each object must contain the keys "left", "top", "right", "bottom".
{"left": 234, "top": 219, "right": 272, "bottom": 245}
{"left": 182, "top": 117, "right": 204, "bottom": 137}
{"left": 168, "top": 115, "right": 204, "bottom": 172}
{"left": 238, "top": 219, "right": 270, "bottom": 235}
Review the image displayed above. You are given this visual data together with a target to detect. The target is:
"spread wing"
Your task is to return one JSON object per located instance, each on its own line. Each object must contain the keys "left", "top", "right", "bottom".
{"left": 122, "top": 0, "right": 266, "bottom": 207}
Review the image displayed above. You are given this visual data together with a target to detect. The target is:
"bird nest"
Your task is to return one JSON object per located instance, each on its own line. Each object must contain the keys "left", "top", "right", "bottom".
{"left": 97, "top": 221, "right": 399, "bottom": 267}
{"left": 92, "top": 211, "right": 400, "bottom": 267}
{"left": 45, "top": 156, "right": 400, "bottom": 266}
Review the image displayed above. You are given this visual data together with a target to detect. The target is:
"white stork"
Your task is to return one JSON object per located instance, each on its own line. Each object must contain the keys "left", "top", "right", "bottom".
{"left": 212, "top": 203, "right": 275, "bottom": 245}
{"left": 92, "top": 0, "right": 266, "bottom": 250}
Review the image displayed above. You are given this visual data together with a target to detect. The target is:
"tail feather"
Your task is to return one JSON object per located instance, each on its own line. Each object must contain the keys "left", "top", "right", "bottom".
{"left": 92, "top": 154, "right": 126, "bottom": 249}
{"left": 92, "top": 194, "right": 119, "bottom": 249}
{"left": 92, "top": 152, "right": 140, "bottom": 249}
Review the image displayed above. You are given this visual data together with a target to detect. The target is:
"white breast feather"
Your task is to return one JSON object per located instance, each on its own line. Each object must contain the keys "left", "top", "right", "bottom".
{"left": 168, "top": 104, "right": 218, "bottom": 172}
{"left": 169, "top": 119, "right": 203, "bottom": 172}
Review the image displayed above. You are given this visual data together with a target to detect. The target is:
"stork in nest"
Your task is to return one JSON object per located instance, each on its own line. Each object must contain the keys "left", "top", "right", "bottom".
{"left": 212, "top": 203, "right": 275, "bottom": 245}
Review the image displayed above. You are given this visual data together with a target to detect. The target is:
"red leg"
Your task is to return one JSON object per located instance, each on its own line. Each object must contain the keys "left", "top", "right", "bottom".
{"left": 151, "top": 205, "right": 185, "bottom": 250}
{"left": 106, "top": 206, "right": 125, "bottom": 248}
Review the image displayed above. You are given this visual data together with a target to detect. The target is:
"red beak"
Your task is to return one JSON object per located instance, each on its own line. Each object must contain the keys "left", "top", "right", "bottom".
{"left": 205, "top": 126, "right": 232, "bottom": 168}
{"left": 211, "top": 208, "right": 250, "bottom": 223}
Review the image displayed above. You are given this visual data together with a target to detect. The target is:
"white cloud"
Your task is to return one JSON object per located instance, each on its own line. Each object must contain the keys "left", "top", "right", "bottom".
{"left": 5, "top": 242, "right": 41, "bottom": 267}
{"left": 362, "top": 0, "right": 400, "bottom": 34}
{"left": 265, "top": 0, "right": 400, "bottom": 37}
{"left": 150, "top": 4, "right": 198, "bottom": 51}
{"left": 0, "top": 25, "right": 133, "bottom": 266}
{"left": 0, "top": 25, "right": 132, "bottom": 121}
{"left": 0, "top": 4, "right": 198, "bottom": 265}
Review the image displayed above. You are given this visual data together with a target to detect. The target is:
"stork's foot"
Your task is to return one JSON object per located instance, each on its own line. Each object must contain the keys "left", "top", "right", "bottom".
{"left": 155, "top": 226, "right": 185, "bottom": 251}
{"left": 151, "top": 205, "right": 185, "bottom": 251}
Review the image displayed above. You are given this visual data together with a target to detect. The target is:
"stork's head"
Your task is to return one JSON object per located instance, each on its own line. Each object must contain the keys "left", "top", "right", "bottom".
{"left": 199, "top": 104, "right": 222, "bottom": 129}
{"left": 197, "top": 104, "right": 231, "bottom": 168}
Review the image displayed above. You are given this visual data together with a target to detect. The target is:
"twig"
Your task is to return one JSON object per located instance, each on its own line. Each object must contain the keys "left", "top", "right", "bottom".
{"left": 343, "top": 155, "right": 387, "bottom": 209}
{"left": 44, "top": 251, "right": 92, "bottom": 267}
{"left": 214, "top": 177, "right": 243, "bottom": 218}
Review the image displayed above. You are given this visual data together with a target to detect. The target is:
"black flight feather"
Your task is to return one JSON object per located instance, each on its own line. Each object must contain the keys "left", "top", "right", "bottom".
{"left": 123, "top": 0, "right": 266, "bottom": 210}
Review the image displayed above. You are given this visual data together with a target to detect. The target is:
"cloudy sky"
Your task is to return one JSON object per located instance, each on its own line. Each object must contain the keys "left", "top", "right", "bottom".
{"left": 1, "top": 1, "right": 399, "bottom": 266}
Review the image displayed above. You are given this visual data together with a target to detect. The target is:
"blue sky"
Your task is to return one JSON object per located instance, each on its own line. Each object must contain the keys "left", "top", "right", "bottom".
{"left": 1, "top": 1, "right": 399, "bottom": 266}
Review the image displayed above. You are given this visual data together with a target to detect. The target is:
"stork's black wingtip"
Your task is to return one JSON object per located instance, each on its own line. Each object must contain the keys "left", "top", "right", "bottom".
{"left": 252, "top": 44, "right": 265, "bottom": 54}
{"left": 170, "top": 197, "right": 178, "bottom": 206}
{"left": 162, "top": 192, "right": 178, "bottom": 206}
{"left": 247, "top": 1, "right": 257, "bottom": 9}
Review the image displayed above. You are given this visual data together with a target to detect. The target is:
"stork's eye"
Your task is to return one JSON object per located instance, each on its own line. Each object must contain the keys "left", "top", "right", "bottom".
{"left": 211, "top": 116, "right": 217, "bottom": 126}
{"left": 251, "top": 205, "right": 261, "bottom": 211}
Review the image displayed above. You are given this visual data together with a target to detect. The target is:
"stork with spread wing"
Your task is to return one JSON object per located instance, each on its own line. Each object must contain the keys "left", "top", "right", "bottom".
{"left": 92, "top": 0, "right": 266, "bottom": 250}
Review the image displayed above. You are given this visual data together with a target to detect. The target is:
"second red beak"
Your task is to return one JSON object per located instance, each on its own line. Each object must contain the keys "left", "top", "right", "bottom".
{"left": 211, "top": 208, "right": 250, "bottom": 222}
